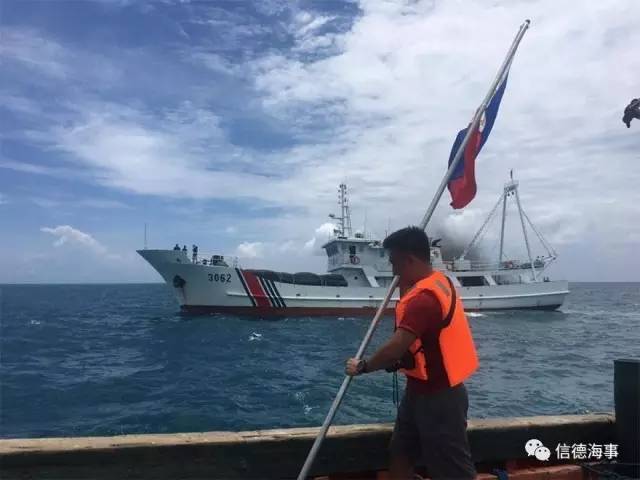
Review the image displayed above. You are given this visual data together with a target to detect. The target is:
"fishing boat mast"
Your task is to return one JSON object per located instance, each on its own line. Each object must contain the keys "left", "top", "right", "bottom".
{"left": 458, "top": 171, "right": 557, "bottom": 278}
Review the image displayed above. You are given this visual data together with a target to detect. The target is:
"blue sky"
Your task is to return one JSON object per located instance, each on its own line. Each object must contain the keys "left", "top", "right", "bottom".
{"left": 1, "top": 0, "right": 639, "bottom": 283}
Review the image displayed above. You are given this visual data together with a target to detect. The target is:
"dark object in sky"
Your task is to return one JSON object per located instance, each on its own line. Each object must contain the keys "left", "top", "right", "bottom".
{"left": 623, "top": 98, "right": 640, "bottom": 128}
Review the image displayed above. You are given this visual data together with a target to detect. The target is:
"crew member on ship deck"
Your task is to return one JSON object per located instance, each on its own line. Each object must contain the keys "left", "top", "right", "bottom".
{"left": 346, "top": 226, "right": 479, "bottom": 480}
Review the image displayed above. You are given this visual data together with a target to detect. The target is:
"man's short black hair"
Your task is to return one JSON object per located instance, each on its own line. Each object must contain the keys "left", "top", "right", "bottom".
{"left": 382, "top": 226, "right": 430, "bottom": 262}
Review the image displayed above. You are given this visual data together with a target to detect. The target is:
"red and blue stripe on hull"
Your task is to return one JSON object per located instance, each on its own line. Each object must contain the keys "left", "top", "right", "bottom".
{"left": 235, "top": 268, "right": 287, "bottom": 309}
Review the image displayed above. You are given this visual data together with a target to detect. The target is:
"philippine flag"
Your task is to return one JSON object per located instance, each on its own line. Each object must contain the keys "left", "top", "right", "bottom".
{"left": 447, "top": 73, "right": 509, "bottom": 209}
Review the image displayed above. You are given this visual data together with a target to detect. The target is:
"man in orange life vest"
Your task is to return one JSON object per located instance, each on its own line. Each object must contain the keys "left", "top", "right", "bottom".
{"left": 346, "top": 226, "right": 478, "bottom": 479}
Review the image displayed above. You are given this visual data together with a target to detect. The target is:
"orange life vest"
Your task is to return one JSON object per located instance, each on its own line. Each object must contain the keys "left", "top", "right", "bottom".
{"left": 395, "top": 270, "right": 479, "bottom": 386}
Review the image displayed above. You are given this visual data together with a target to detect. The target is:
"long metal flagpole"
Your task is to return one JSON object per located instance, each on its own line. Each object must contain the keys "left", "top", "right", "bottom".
{"left": 297, "top": 19, "right": 531, "bottom": 480}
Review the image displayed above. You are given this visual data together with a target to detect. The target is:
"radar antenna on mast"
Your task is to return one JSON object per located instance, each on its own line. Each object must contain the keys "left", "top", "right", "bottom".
{"left": 328, "top": 184, "right": 353, "bottom": 238}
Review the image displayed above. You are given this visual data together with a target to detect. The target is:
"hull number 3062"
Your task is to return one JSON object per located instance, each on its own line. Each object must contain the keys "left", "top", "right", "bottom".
{"left": 208, "top": 273, "right": 231, "bottom": 283}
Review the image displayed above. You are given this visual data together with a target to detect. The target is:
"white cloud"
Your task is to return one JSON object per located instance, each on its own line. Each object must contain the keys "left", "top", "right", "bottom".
{"left": 235, "top": 241, "right": 265, "bottom": 259}
{"left": 291, "top": 10, "right": 338, "bottom": 53}
{"left": 76, "top": 198, "right": 130, "bottom": 209}
{"left": 0, "top": 159, "right": 81, "bottom": 179}
{"left": 0, "top": 27, "right": 120, "bottom": 84}
{"left": 0, "top": 94, "right": 44, "bottom": 117}
{"left": 32, "top": 198, "right": 62, "bottom": 209}
{"left": 233, "top": 230, "right": 333, "bottom": 266}
{"left": 246, "top": 0, "right": 640, "bottom": 264}
{"left": 0, "top": 28, "right": 69, "bottom": 78}
{"left": 43, "top": 101, "right": 287, "bottom": 202}
{"left": 40, "top": 225, "right": 118, "bottom": 259}
{"left": 277, "top": 240, "right": 296, "bottom": 253}
{"left": 29, "top": 196, "right": 129, "bottom": 210}
{"left": 439, "top": 209, "right": 486, "bottom": 244}
{"left": 4, "top": 1, "right": 640, "bottom": 281}
{"left": 304, "top": 222, "right": 337, "bottom": 254}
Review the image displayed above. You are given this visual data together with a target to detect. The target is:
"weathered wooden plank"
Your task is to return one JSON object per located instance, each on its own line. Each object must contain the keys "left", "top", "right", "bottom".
{"left": 0, "top": 414, "right": 615, "bottom": 479}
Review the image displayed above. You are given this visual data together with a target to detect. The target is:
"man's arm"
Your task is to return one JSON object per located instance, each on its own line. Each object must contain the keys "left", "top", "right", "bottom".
{"left": 345, "top": 328, "right": 416, "bottom": 376}
{"left": 345, "top": 291, "right": 441, "bottom": 376}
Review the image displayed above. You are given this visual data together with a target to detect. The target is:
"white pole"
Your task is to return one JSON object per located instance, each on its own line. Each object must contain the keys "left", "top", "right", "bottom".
{"left": 498, "top": 187, "right": 508, "bottom": 264}
{"left": 297, "top": 20, "right": 531, "bottom": 480}
{"left": 514, "top": 185, "right": 536, "bottom": 280}
{"left": 364, "top": 207, "right": 368, "bottom": 239}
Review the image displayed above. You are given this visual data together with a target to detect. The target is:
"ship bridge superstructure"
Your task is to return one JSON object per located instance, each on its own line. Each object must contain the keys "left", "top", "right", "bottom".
{"left": 321, "top": 184, "right": 445, "bottom": 289}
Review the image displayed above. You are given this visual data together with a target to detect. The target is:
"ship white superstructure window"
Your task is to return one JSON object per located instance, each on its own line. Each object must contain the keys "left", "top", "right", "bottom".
{"left": 459, "top": 276, "right": 486, "bottom": 287}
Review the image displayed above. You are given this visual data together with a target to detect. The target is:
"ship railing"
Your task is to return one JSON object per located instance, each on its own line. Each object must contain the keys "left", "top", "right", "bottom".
{"left": 446, "top": 260, "right": 549, "bottom": 272}
{"left": 190, "top": 253, "right": 242, "bottom": 268}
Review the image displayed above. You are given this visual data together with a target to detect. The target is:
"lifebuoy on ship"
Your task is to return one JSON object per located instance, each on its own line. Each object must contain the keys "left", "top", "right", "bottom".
{"left": 350, "top": 255, "right": 360, "bottom": 265}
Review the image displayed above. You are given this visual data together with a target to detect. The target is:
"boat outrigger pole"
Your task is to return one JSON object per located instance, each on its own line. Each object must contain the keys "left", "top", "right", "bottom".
{"left": 297, "top": 20, "right": 531, "bottom": 480}
{"left": 513, "top": 180, "right": 537, "bottom": 280}
{"left": 499, "top": 179, "right": 509, "bottom": 264}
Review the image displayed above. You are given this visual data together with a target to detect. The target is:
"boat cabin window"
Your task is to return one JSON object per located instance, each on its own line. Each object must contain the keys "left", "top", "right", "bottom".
{"left": 249, "top": 270, "right": 348, "bottom": 287}
{"left": 325, "top": 244, "right": 338, "bottom": 256}
{"left": 349, "top": 245, "right": 356, "bottom": 256}
{"left": 459, "top": 276, "right": 486, "bottom": 287}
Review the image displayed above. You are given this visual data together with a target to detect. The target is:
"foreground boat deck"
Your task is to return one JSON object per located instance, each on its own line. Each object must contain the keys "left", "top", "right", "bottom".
{"left": 0, "top": 414, "right": 619, "bottom": 479}
{"left": 2, "top": 360, "right": 637, "bottom": 479}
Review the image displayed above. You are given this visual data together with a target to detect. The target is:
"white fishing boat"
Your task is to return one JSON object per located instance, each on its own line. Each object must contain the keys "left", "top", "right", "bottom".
{"left": 138, "top": 178, "right": 569, "bottom": 315}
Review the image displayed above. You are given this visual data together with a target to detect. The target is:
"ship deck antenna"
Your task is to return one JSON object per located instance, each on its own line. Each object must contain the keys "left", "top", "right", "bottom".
{"left": 329, "top": 185, "right": 348, "bottom": 237}
{"left": 340, "top": 184, "right": 346, "bottom": 237}
{"left": 332, "top": 183, "right": 353, "bottom": 238}
{"left": 363, "top": 207, "right": 368, "bottom": 239}
{"left": 343, "top": 184, "right": 353, "bottom": 238}
{"left": 297, "top": 20, "right": 531, "bottom": 480}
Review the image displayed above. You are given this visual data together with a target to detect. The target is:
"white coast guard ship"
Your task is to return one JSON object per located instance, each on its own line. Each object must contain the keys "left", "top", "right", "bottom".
{"left": 138, "top": 179, "right": 569, "bottom": 315}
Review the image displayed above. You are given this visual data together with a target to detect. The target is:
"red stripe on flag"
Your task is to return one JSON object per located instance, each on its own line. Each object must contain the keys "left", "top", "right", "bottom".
{"left": 241, "top": 271, "right": 271, "bottom": 308}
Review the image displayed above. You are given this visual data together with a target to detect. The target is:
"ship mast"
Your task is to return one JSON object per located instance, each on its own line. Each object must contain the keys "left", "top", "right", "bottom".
{"left": 329, "top": 184, "right": 353, "bottom": 238}
{"left": 499, "top": 171, "right": 517, "bottom": 265}
{"left": 459, "top": 171, "right": 556, "bottom": 277}
{"left": 513, "top": 179, "right": 537, "bottom": 280}
{"left": 499, "top": 171, "right": 537, "bottom": 280}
